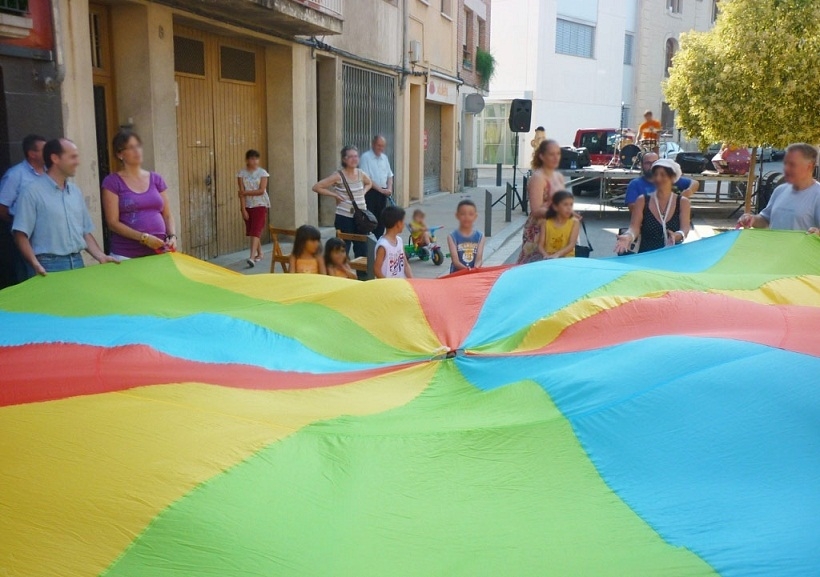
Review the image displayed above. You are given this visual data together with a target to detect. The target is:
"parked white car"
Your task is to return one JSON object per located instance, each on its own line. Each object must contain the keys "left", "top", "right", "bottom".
{"left": 660, "top": 141, "right": 682, "bottom": 160}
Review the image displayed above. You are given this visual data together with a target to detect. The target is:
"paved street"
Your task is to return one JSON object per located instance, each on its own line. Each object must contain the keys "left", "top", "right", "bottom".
{"left": 210, "top": 183, "right": 743, "bottom": 277}
{"left": 210, "top": 186, "right": 528, "bottom": 278}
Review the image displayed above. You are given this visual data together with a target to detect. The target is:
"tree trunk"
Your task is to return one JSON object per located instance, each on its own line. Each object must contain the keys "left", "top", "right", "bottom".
{"left": 744, "top": 148, "right": 757, "bottom": 214}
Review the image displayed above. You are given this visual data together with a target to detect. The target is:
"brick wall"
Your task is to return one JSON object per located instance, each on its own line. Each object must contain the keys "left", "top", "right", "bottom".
{"left": 457, "top": 0, "right": 491, "bottom": 90}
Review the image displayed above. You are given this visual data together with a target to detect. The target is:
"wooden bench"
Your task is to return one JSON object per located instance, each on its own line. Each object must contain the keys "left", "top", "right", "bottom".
{"left": 269, "top": 227, "right": 297, "bottom": 273}
{"left": 336, "top": 231, "right": 376, "bottom": 280}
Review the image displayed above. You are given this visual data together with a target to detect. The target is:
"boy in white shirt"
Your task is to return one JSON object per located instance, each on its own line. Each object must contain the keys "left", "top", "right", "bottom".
{"left": 375, "top": 206, "right": 412, "bottom": 279}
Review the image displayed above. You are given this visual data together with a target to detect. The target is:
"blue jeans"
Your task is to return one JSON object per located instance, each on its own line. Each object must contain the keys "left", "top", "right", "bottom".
{"left": 29, "top": 252, "right": 84, "bottom": 277}
{"left": 334, "top": 214, "right": 366, "bottom": 259}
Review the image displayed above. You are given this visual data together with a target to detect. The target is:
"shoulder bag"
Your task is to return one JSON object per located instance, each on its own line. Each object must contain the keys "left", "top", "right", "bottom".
{"left": 575, "top": 218, "right": 594, "bottom": 258}
{"left": 339, "top": 170, "right": 378, "bottom": 235}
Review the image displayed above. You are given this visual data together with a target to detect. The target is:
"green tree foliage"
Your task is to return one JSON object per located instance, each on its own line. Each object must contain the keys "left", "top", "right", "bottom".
{"left": 664, "top": 0, "right": 820, "bottom": 148}
{"left": 475, "top": 48, "right": 496, "bottom": 90}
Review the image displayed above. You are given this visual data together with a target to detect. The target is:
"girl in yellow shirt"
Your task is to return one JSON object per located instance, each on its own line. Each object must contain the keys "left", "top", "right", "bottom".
{"left": 538, "top": 191, "right": 580, "bottom": 259}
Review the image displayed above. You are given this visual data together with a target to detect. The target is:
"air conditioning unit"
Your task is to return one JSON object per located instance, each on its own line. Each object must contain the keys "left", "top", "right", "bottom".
{"left": 409, "top": 40, "right": 422, "bottom": 64}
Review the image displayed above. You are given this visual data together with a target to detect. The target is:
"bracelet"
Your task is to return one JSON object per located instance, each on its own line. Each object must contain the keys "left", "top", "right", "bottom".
{"left": 675, "top": 230, "right": 686, "bottom": 243}
{"left": 623, "top": 230, "right": 635, "bottom": 240}
{"left": 166, "top": 234, "right": 177, "bottom": 241}
{"left": 139, "top": 233, "right": 148, "bottom": 245}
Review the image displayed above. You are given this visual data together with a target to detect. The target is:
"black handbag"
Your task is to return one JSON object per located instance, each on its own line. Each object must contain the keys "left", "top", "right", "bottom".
{"left": 339, "top": 170, "right": 378, "bottom": 235}
{"left": 575, "top": 218, "right": 593, "bottom": 258}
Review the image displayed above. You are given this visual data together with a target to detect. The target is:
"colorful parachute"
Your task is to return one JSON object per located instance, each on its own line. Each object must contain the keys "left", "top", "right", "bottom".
{"left": 1, "top": 230, "right": 819, "bottom": 577}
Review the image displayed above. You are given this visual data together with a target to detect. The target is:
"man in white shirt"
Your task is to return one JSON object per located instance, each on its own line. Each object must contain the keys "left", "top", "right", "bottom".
{"left": 360, "top": 134, "right": 394, "bottom": 238}
{"left": 739, "top": 143, "right": 820, "bottom": 232}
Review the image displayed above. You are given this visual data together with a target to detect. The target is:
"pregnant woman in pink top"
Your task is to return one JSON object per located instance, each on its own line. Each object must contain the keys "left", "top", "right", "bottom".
{"left": 101, "top": 130, "right": 176, "bottom": 259}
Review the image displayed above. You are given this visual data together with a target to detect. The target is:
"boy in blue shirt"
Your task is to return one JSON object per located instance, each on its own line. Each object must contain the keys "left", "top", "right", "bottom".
{"left": 447, "top": 199, "right": 485, "bottom": 274}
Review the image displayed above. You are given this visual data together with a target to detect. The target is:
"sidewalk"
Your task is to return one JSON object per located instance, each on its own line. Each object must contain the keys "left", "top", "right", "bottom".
{"left": 208, "top": 186, "right": 528, "bottom": 279}
{"left": 209, "top": 184, "right": 742, "bottom": 276}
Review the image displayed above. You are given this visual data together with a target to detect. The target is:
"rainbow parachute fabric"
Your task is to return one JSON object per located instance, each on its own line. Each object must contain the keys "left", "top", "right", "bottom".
{"left": 1, "top": 230, "right": 819, "bottom": 577}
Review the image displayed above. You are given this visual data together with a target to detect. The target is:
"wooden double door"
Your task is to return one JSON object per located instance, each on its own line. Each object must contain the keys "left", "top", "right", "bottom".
{"left": 174, "top": 26, "right": 267, "bottom": 259}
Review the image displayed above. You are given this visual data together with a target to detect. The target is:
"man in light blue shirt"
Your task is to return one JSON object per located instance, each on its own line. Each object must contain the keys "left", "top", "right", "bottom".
{"left": 360, "top": 134, "right": 394, "bottom": 238}
{"left": 739, "top": 143, "right": 820, "bottom": 232}
{"left": 13, "top": 138, "right": 117, "bottom": 277}
{"left": 0, "top": 134, "right": 46, "bottom": 286}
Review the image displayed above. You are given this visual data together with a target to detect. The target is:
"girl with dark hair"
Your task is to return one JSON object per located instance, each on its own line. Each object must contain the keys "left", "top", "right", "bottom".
{"left": 538, "top": 190, "right": 579, "bottom": 259}
{"left": 616, "top": 159, "right": 691, "bottom": 254}
{"left": 324, "top": 237, "right": 356, "bottom": 279}
{"left": 237, "top": 149, "right": 270, "bottom": 268}
{"left": 288, "top": 225, "right": 325, "bottom": 274}
{"left": 517, "top": 139, "right": 565, "bottom": 264}
{"left": 312, "top": 145, "right": 373, "bottom": 260}
{"left": 102, "top": 130, "right": 176, "bottom": 258}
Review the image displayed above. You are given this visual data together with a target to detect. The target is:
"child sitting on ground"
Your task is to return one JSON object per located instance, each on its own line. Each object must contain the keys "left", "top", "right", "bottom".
{"left": 447, "top": 199, "right": 485, "bottom": 274}
{"left": 288, "top": 225, "right": 326, "bottom": 274}
{"left": 375, "top": 206, "right": 413, "bottom": 279}
{"left": 324, "top": 237, "right": 357, "bottom": 279}
{"left": 538, "top": 190, "right": 580, "bottom": 259}
{"left": 408, "top": 209, "right": 431, "bottom": 247}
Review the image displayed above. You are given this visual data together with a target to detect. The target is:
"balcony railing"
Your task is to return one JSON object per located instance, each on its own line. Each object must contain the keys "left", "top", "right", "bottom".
{"left": 0, "top": 0, "right": 28, "bottom": 16}
{"left": 292, "top": 0, "right": 342, "bottom": 19}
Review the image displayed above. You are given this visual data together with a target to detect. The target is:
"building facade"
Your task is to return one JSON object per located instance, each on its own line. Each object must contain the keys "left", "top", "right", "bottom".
{"left": 486, "top": 0, "right": 636, "bottom": 159}
{"left": 456, "top": 0, "right": 490, "bottom": 188}
{"left": 631, "top": 0, "right": 718, "bottom": 137}
{"left": 0, "top": 0, "right": 62, "bottom": 177}
{"left": 407, "top": 0, "right": 459, "bottom": 200}
{"left": 484, "top": 0, "right": 716, "bottom": 167}
{"left": 0, "top": 0, "right": 63, "bottom": 288}
{"left": 43, "top": 0, "right": 463, "bottom": 261}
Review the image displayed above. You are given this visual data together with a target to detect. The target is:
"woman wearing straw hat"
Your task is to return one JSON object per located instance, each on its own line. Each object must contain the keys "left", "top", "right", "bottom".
{"left": 615, "top": 158, "right": 691, "bottom": 254}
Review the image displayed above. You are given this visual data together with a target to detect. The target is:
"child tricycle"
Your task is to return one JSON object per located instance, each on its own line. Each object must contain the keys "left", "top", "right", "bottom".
{"left": 405, "top": 225, "right": 445, "bottom": 266}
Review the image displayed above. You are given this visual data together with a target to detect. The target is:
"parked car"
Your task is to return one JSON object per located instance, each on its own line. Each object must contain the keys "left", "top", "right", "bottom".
{"left": 573, "top": 128, "right": 620, "bottom": 166}
{"left": 756, "top": 146, "right": 773, "bottom": 162}
{"left": 771, "top": 149, "right": 786, "bottom": 161}
{"left": 660, "top": 141, "right": 682, "bottom": 160}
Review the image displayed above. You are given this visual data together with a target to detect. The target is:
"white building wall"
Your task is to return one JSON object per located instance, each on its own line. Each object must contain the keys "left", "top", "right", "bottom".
{"left": 621, "top": 0, "right": 639, "bottom": 112}
{"left": 535, "top": 1, "right": 629, "bottom": 144}
{"left": 488, "top": 0, "right": 639, "bottom": 155}
{"left": 489, "top": 0, "right": 539, "bottom": 101}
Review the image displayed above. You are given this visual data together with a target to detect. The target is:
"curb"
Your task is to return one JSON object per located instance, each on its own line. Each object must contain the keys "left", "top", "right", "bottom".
{"left": 483, "top": 213, "right": 527, "bottom": 266}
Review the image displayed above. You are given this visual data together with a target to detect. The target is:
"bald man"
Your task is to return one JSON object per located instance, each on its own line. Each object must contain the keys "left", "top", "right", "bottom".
{"left": 361, "top": 135, "right": 394, "bottom": 238}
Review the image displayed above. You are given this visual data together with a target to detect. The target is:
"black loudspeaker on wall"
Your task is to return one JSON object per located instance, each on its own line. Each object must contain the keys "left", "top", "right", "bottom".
{"left": 508, "top": 98, "right": 532, "bottom": 133}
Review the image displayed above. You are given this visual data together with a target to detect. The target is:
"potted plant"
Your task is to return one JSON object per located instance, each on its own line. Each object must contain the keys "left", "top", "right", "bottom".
{"left": 475, "top": 47, "right": 496, "bottom": 90}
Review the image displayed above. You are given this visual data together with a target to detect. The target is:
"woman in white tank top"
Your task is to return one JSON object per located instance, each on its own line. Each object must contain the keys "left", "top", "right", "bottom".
{"left": 313, "top": 145, "right": 374, "bottom": 261}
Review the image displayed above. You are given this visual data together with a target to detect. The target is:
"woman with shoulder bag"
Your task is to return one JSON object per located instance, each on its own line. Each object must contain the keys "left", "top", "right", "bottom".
{"left": 313, "top": 145, "right": 374, "bottom": 259}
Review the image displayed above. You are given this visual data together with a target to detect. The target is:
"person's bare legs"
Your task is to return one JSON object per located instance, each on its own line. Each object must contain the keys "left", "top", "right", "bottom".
{"left": 251, "top": 236, "right": 263, "bottom": 261}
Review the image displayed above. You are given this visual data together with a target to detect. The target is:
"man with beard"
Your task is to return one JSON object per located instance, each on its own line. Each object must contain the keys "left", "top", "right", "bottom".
{"left": 624, "top": 152, "right": 698, "bottom": 212}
